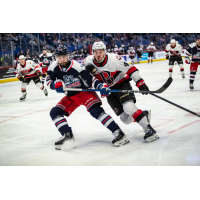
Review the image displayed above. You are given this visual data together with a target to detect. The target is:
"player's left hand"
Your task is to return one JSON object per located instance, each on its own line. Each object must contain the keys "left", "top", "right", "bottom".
{"left": 54, "top": 80, "right": 65, "bottom": 93}
{"left": 97, "top": 83, "right": 111, "bottom": 97}
{"left": 136, "top": 79, "right": 149, "bottom": 95}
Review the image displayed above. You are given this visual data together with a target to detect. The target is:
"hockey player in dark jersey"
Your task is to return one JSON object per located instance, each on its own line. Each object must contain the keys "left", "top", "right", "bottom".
{"left": 47, "top": 45, "right": 129, "bottom": 150}
{"left": 185, "top": 36, "right": 200, "bottom": 90}
{"left": 39, "top": 47, "right": 53, "bottom": 85}
{"left": 83, "top": 41, "right": 159, "bottom": 143}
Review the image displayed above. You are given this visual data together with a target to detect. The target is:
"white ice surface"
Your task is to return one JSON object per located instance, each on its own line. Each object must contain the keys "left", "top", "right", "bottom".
{"left": 0, "top": 60, "right": 200, "bottom": 166}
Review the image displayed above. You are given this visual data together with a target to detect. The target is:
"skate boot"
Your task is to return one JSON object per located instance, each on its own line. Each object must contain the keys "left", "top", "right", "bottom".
{"left": 131, "top": 61, "right": 135, "bottom": 65}
{"left": 151, "top": 60, "right": 153, "bottom": 64}
{"left": 20, "top": 92, "right": 27, "bottom": 102}
{"left": 182, "top": 74, "right": 185, "bottom": 78}
{"left": 112, "top": 129, "right": 129, "bottom": 147}
{"left": 190, "top": 84, "right": 194, "bottom": 90}
{"left": 143, "top": 110, "right": 151, "bottom": 123}
{"left": 148, "top": 60, "right": 150, "bottom": 64}
{"left": 55, "top": 131, "right": 75, "bottom": 150}
{"left": 43, "top": 88, "right": 48, "bottom": 96}
{"left": 144, "top": 124, "right": 159, "bottom": 143}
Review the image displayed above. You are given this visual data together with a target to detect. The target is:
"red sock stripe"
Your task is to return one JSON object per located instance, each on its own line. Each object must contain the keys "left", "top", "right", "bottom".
{"left": 132, "top": 109, "right": 143, "bottom": 120}
{"left": 180, "top": 68, "right": 184, "bottom": 71}
{"left": 102, "top": 116, "right": 111, "bottom": 124}
{"left": 55, "top": 119, "right": 66, "bottom": 126}
{"left": 169, "top": 69, "right": 173, "bottom": 72}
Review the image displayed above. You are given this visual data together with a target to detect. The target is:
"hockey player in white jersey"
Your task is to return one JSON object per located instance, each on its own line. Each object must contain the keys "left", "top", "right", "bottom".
{"left": 165, "top": 39, "right": 185, "bottom": 78}
{"left": 39, "top": 47, "right": 53, "bottom": 85}
{"left": 147, "top": 42, "right": 156, "bottom": 64}
{"left": 82, "top": 41, "right": 159, "bottom": 143}
{"left": 15, "top": 55, "right": 48, "bottom": 101}
{"left": 128, "top": 47, "right": 136, "bottom": 65}
{"left": 114, "top": 45, "right": 119, "bottom": 55}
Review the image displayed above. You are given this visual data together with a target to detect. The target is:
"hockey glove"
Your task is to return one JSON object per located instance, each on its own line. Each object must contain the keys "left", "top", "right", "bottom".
{"left": 97, "top": 83, "right": 111, "bottom": 97}
{"left": 185, "top": 57, "right": 190, "bottom": 64}
{"left": 17, "top": 75, "right": 24, "bottom": 82}
{"left": 136, "top": 79, "right": 149, "bottom": 95}
{"left": 166, "top": 55, "right": 169, "bottom": 60}
{"left": 85, "top": 65, "right": 97, "bottom": 75}
{"left": 54, "top": 80, "right": 65, "bottom": 93}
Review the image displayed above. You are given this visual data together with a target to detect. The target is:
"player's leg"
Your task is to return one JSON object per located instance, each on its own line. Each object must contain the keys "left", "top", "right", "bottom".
{"left": 148, "top": 52, "right": 150, "bottom": 64}
{"left": 20, "top": 78, "right": 31, "bottom": 101}
{"left": 41, "top": 67, "right": 48, "bottom": 85}
{"left": 81, "top": 91, "right": 129, "bottom": 147}
{"left": 50, "top": 96, "right": 78, "bottom": 150}
{"left": 32, "top": 76, "right": 48, "bottom": 96}
{"left": 150, "top": 52, "right": 153, "bottom": 63}
{"left": 118, "top": 82, "right": 158, "bottom": 142}
{"left": 169, "top": 57, "right": 174, "bottom": 78}
{"left": 178, "top": 57, "right": 185, "bottom": 78}
{"left": 189, "top": 63, "right": 199, "bottom": 90}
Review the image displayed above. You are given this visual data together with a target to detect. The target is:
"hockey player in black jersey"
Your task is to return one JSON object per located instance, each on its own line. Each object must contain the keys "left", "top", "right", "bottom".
{"left": 47, "top": 45, "right": 129, "bottom": 150}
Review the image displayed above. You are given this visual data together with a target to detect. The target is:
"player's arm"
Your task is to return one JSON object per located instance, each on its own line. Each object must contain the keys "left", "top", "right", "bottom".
{"left": 46, "top": 68, "right": 57, "bottom": 90}
{"left": 185, "top": 45, "right": 192, "bottom": 64}
{"left": 165, "top": 45, "right": 169, "bottom": 59}
{"left": 15, "top": 66, "right": 24, "bottom": 81}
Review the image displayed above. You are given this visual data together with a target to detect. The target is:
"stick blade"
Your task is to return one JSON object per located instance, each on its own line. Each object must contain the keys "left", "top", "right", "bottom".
{"left": 151, "top": 77, "right": 173, "bottom": 93}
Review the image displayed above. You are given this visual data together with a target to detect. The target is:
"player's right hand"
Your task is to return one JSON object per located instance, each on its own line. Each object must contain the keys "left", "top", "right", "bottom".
{"left": 54, "top": 80, "right": 64, "bottom": 93}
{"left": 166, "top": 55, "right": 169, "bottom": 60}
{"left": 185, "top": 57, "right": 190, "bottom": 64}
{"left": 97, "top": 83, "right": 111, "bottom": 97}
{"left": 85, "top": 65, "right": 97, "bottom": 75}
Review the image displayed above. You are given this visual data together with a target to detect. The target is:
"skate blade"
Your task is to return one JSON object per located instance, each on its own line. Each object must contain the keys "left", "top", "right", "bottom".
{"left": 20, "top": 99, "right": 26, "bottom": 102}
{"left": 61, "top": 139, "right": 76, "bottom": 150}
{"left": 113, "top": 137, "right": 129, "bottom": 147}
{"left": 145, "top": 134, "right": 159, "bottom": 143}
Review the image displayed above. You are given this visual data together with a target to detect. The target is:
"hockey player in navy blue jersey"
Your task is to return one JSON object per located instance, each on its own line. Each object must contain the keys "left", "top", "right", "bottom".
{"left": 185, "top": 36, "right": 200, "bottom": 90}
{"left": 47, "top": 45, "right": 129, "bottom": 150}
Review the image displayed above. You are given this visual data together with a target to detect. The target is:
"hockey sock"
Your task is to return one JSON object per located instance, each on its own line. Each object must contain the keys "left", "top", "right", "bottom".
{"left": 21, "top": 82, "right": 28, "bottom": 91}
{"left": 50, "top": 107, "right": 72, "bottom": 136}
{"left": 169, "top": 65, "right": 173, "bottom": 77}
{"left": 89, "top": 105, "right": 120, "bottom": 133}
{"left": 36, "top": 82, "right": 44, "bottom": 90}
{"left": 179, "top": 64, "right": 184, "bottom": 75}
{"left": 42, "top": 74, "right": 46, "bottom": 85}
{"left": 132, "top": 109, "right": 149, "bottom": 131}
{"left": 190, "top": 71, "right": 196, "bottom": 84}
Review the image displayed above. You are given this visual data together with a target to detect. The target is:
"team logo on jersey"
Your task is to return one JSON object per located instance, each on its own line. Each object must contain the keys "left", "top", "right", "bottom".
{"left": 99, "top": 71, "right": 114, "bottom": 87}
{"left": 63, "top": 75, "right": 81, "bottom": 88}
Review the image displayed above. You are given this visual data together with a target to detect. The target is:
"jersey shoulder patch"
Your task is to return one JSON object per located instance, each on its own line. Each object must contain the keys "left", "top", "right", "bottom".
{"left": 71, "top": 60, "right": 83, "bottom": 73}
{"left": 189, "top": 42, "right": 196, "bottom": 48}
{"left": 49, "top": 60, "right": 58, "bottom": 71}
{"left": 81, "top": 55, "right": 93, "bottom": 66}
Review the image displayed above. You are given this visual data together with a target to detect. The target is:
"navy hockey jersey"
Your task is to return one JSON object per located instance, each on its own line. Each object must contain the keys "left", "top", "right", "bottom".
{"left": 47, "top": 60, "right": 101, "bottom": 97}
{"left": 186, "top": 42, "right": 200, "bottom": 62}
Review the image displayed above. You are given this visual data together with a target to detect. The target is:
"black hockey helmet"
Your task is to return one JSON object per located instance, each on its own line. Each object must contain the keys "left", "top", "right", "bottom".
{"left": 55, "top": 45, "right": 69, "bottom": 56}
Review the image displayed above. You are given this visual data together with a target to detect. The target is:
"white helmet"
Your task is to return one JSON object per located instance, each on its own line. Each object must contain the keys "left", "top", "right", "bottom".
{"left": 115, "top": 45, "right": 118, "bottom": 48}
{"left": 170, "top": 39, "right": 176, "bottom": 44}
{"left": 151, "top": 42, "right": 153, "bottom": 45}
{"left": 92, "top": 41, "right": 106, "bottom": 52}
{"left": 19, "top": 55, "right": 26, "bottom": 60}
{"left": 121, "top": 44, "right": 124, "bottom": 48}
{"left": 130, "top": 47, "right": 133, "bottom": 50}
{"left": 176, "top": 41, "right": 179, "bottom": 44}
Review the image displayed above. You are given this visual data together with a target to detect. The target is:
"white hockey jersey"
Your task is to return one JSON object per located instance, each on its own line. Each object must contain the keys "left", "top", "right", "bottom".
{"left": 128, "top": 49, "right": 136, "bottom": 56}
{"left": 15, "top": 60, "right": 41, "bottom": 78}
{"left": 114, "top": 47, "right": 119, "bottom": 55}
{"left": 165, "top": 44, "right": 182, "bottom": 57}
{"left": 81, "top": 53, "right": 140, "bottom": 88}
{"left": 147, "top": 45, "right": 156, "bottom": 52}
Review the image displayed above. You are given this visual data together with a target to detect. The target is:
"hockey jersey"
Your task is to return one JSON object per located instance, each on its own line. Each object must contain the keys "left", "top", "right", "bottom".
{"left": 47, "top": 60, "right": 101, "bottom": 97}
{"left": 128, "top": 49, "right": 136, "bottom": 57}
{"left": 147, "top": 45, "right": 156, "bottom": 52}
{"left": 15, "top": 60, "right": 41, "bottom": 78}
{"left": 165, "top": 44, "right": 182, "bottom": 57}
{"left": 81, "top": 53, "right": 140, "bottom": 88}
{"left": 185, "top": 42, "right": 200, "bottom": 62}
{"left": 114, "top": 47, "right": 119, "bottom": 55}
{"left": 39, "top": 53, "right": 53, "bottom": 67}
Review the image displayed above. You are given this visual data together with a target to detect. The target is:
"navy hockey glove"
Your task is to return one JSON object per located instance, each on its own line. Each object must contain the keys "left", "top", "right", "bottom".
{"left": 85, "top": 65, "right": 97, "bottom": 75}
{"left": 97, "top": 83, "right": 111, "bottom": 97}
{"left": 136, "top": 79, "right": 149, "bottom": 95}
{"left": 54, "top": 80, "right": 65, "bottom": 93}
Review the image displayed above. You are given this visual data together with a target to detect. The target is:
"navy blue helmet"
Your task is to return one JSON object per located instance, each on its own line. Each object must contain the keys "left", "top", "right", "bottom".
{"left": 55, "top": 45, "right": 69, "bottom": 56}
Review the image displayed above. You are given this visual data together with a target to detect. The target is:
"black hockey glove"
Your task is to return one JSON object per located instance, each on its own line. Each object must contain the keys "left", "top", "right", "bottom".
{"left": 136, "top": 79, "right": 149, "bottom": 95}
{"left": 85, "top": 65, "right": 97, "bottom": 75}
{"left": 166, "top": 56, "right": 169, "bottom": 60}
{"left": 17, "top": 75, "right": 24, "bottom": 82}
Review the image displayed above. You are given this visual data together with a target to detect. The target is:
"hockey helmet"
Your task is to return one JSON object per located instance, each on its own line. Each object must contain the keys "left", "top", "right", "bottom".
{"left": 19, "top": 55, "right": 26, "bottom": 60}
{"left": 92, "top": 41, "right": 106, "bottom": 52}
{"left": 151, "top": 42, "right": 153, "bottom": 45}
{"left": 115, "top": 45, "right": 118, "bottom": 48}
{"left": 170, "top": 39, "right": 176, "bottom": 44}
{"left": 55, "top": 45, "right": 69, "bottom": 56}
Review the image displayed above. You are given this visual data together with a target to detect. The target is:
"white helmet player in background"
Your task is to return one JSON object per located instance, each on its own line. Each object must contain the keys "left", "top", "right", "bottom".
{"left": 151, "top": 42, "right": 153, "bottom": 45}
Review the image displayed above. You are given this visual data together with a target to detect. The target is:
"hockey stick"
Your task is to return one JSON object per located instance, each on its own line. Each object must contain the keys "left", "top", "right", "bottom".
{"left": 62, "top": 77, "right": 172, "bottom": 94}
{"left": 150, "top": 93, "right": 200, "bottom": 118}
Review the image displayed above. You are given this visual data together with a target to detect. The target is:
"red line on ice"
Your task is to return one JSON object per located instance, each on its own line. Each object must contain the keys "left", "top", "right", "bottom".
{"left": 153, "top": 119, "right": 174, "bottom": 128}
{"left": 168, "top": 120, "right": 200, "bottom": 134}
{"left": 0, "top": 109, "right": 50, "bottom": 123}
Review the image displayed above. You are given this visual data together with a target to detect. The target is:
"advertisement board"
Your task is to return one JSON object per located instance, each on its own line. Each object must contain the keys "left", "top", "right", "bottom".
{"left": 0, "top": 66, "right": 16, "bottom": 79}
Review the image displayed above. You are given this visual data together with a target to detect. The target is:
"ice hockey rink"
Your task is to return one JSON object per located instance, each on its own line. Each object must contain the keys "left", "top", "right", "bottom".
{"left": 0, "top": 60, "right": 200, "bottom": 166}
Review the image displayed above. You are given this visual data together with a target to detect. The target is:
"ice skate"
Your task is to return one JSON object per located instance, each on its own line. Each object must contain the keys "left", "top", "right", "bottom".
{"left": 143, "top": 110, "right": 151, "bottom": 123}
{"left": 182, "top": 74, "right": 185, "bottom": 78}
{"left": 190, "top": 84, "right": 194, "bottom": 90}
{"left": 55, "top": 131, "right": 75, "bottom": 150}
{"left": 112, "top": 129, "right": 129, "bottom": 147}
{"left": 131, "top": 61, "right": 135, "bottom": 65}
{"left": 43, "top": 88, "right": 48, "bottom": 96}
{"left": 20, "top": 92, "right": 27, "bottom": 102}
{"left": 144, "top": 124, "right": 159, "bottom": 143}
{"left": 148, "top": 60, "right": 150, "bottom": 64}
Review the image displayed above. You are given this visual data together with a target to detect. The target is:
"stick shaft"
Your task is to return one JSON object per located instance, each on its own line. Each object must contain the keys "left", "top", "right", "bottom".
{"left": 150, "top": 93, "right": 200, "bottom": 117}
